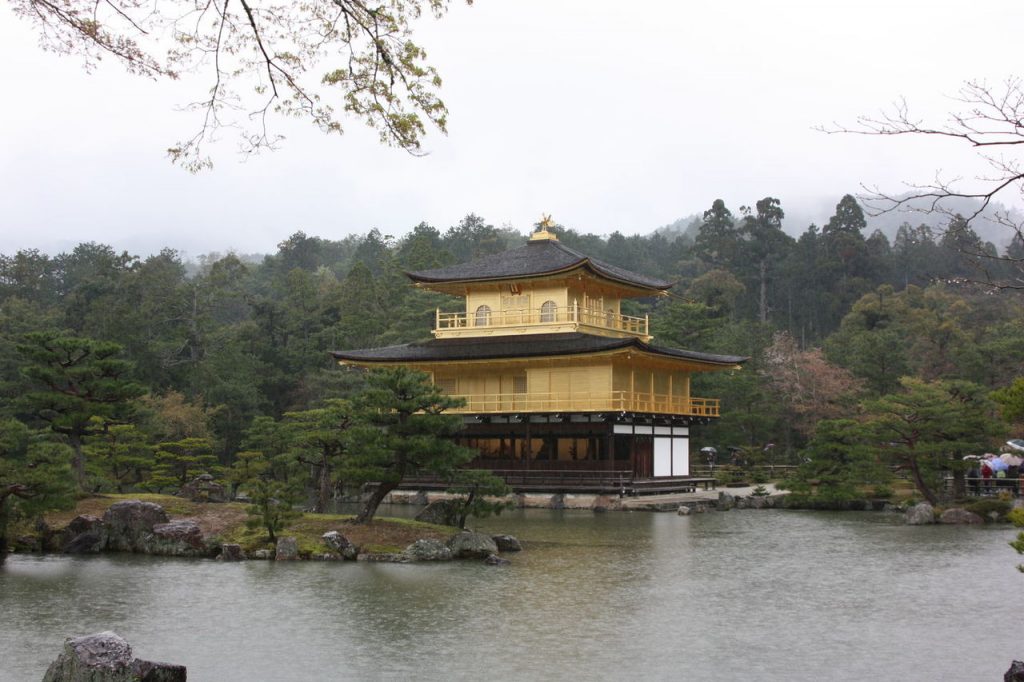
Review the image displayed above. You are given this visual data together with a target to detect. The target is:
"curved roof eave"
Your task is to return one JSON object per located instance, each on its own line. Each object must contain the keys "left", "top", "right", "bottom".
{"left": 405, "top": 240, "right": 674, "bottom": 291}
{"left": 330, "top": 333, "right": 746, "bottom": 367}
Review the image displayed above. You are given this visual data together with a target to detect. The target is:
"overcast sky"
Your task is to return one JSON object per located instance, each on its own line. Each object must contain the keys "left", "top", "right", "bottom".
{"left": 1, "top": 0, "right": 1022, "bottom": 258}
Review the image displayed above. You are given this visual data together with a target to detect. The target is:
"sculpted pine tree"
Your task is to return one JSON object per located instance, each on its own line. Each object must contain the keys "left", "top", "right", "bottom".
{"left": 148, "top": 437, "right": 221, "bottom": 492}
{"left": 346, "top": 367, "right": 473, "bottom": 524}
{"left": 18, "top": 333, "right": 145, "bottom": 490}
{"left": 282, "top": 399, "right": 354, "bottom": 513}
{"left": 863, "top": 377, "right": 1002, "bottom": 505}
{"left": 0, "top": 419, "right": 74, "bottom": 564}
{"left": 11, "top": 0, "right": 471, "bottom": 170}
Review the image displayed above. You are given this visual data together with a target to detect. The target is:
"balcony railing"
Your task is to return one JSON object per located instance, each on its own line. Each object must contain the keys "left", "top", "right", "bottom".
{"left": 443, "top": 390, "right": 719, "bottom": 417}
{"left": 435, "top": 304, "right": 649, "bottom": 337}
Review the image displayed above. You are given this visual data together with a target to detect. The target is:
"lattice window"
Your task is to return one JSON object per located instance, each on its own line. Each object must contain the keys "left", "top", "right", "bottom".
{"left": 436, "top": 377, "right": 457, "bottom": 395}
{"left": 474, "top": 305, "right": 491, "bottom": 327}
{"left": 540, "top": 300, "right": 557, "bottom": 323}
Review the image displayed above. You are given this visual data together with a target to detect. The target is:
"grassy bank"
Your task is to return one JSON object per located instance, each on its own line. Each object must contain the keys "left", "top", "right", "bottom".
{"left": 40, "top": 494, "right": 457, "bottom": 557}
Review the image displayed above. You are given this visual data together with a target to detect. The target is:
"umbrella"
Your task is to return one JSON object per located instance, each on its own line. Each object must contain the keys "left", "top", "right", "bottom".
{"left": 990, "top": 458, "right": 1009, "bottom": 472}
{"left": 700, "top": 447, "right": 717, "bottom": 455}
{"left": 1007, "top": 439, "right": 1024, "bottom": 453}
{"left": 1001, "top": 453, "right": 1024, "bottom": 466}
{"left": 962, "top": 455, "right": 981, "bottom": 460}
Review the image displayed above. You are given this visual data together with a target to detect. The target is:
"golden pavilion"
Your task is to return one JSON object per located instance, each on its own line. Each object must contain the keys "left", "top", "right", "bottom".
{"left": 332, "top": 219, "right": 745, "bottom": 494}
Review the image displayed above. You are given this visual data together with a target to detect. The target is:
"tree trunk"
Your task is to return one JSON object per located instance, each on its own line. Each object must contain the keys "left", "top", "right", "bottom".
{"left": 314, "top": 459, "right": 331, "bottom": 514}
{"left": 908, "top": 457, "right": 939, "bottom": 506}
{"left": 70, "top": 434, "right": 86, "bottom": 491}
{"left": 457, "top": 487, "right": 477, "bottom": 530}
{"left": 354, "top": 481, "right": 397, "bottom": 524}
{"left": 759, "top": 259, "right": 768, "bottom": 324}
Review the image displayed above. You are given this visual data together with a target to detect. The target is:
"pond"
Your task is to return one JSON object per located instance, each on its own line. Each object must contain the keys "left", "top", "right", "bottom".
{"left": 1, "top": 508, "right": 1020, "bottom": 680}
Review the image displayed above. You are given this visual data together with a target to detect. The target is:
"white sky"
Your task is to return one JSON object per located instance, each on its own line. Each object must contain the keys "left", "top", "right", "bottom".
{"left": 1, "top": 0, "right": 1022, "bottom": 257}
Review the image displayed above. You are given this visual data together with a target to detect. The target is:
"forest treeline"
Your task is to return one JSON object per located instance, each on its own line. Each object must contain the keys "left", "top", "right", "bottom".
{"left": 2, "top": 194, "right": 1024, "bottom": 509}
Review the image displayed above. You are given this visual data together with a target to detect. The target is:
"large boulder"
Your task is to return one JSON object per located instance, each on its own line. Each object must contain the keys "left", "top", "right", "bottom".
{"left": 717, "top": 492, "right": 735, "bottom": 511}
{"left": 404, "top": 538, "right": 453, "bottom": 561}
{"left": 414, "top": 499, "right": 461, "bottom": 527}
{"left": 42, "top": 631, "right": 186, "bottom": 682}
{"left": 939, "top": 508, "right": 985, "bottom": 525}
{"left": 102, "top": 501, "right": 169, "bottom": 553}
{"left": 63, "top": 515, "right": 105, "bottom": 554}
{"left": 148, "top": 520, "right": 210, "bottom": 557}
{"left": 492, "top": 534, "right": 522, "bottom": 552}
{"left": 322, "top": 531, "right": 358, "bottom": 560}
{"left": 906, "top": 502, "right": 936, "bottom": 525}
{"left": 447, "top": 531, "right": 498, "bottom": 559}
{"left": 1005, "top": 660, "right": 1024, "bottom": 681}
{"left": 63, "top": 532, "right": 104, "bottom": 555}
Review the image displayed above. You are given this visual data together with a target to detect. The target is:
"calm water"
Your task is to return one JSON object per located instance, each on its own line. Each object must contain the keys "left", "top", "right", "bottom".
{"left": 1, "top": 508, "right": 1020, "bottom": 681}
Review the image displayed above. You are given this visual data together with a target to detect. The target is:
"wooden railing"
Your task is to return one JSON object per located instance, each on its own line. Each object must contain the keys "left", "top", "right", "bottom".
{"left": 444, "top": 390, "right": 720, "bottom": 417}
{"left": 435, "top": 303, "right": 648, "bottom": 337}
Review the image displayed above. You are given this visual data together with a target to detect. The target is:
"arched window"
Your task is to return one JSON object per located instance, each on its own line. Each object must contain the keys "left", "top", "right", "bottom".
{"left": 474, "top": 305, "right": 491, "bottom": 327}
{"left": 540, "top": 300, "right": 557, "bottom": 323}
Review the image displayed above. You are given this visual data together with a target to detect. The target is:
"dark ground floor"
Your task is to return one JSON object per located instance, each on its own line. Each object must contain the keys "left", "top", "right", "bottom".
{"left": 404, "top": 413, "right": 717, "bottom": 495}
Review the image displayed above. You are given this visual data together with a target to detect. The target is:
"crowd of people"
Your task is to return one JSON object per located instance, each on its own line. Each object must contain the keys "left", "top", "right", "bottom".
{"left": 965, "top": 452, "right": 1023, "bottom": 495}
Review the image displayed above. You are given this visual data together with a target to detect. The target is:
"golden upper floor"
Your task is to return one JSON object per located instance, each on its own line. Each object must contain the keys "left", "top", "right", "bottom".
{"left": 408, "top": 227, "right": 672, "bottom": 341}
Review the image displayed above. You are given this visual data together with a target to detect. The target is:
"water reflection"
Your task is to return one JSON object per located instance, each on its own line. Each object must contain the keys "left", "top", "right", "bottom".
{"left": 1, "top": 509, "right": 1019, "bottom": 680}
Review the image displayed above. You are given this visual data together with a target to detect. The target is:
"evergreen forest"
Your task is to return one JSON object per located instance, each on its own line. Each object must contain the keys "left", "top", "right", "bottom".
{"left": 3, "top": 194, "right": 1024, "bottom": 512}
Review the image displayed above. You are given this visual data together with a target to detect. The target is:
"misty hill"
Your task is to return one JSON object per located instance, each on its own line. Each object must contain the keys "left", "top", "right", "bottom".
{"left": 657, "top": 194, "right": 1021, "bottom": 249}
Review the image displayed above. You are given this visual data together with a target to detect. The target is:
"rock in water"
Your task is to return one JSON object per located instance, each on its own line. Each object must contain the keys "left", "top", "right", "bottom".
{"left": 63, "top": 531, "right": 104, "bottom": 554}
{"left": 403, "top": 538, "right": 453, "bottom": 561}
{"left": 42, "top": 631, "right": 186, "bottom": 682}
{"left": 275, "top": 537, "right": 299, "bottom": 561}
{"left": 414, "top": 499, "right": 461, "bottom": 527}
{"left": 492, "top": 534, "right": 522, "bottom": 552}
{"left": 1005, "top": 660, "right": 1024, "bottom": 682}
{"left": 322, "top": 531, "right": 358, "bottom": 559}
{"left": 717, "top": 492, "right": 735, "bottom": 511}
{"left": 447, "top": 531, "right": 498, "bottom": 559}
{"left": 102, "top": 501, "right": 170, "bottom": 553}
{"left": 149, "top": 520, "right": 209, "bottom": 557}
{"left": 677, "top": 505, "right": 692, "bottom": 516}
{"left": 483, "top": 554, "right": 511, "bottom": 566}
{"left": 217, "top": 544, "right": 246, "bottom": 561}
{"left": 939, "top": 508, "right": 984, "bottom": 525}
{"left": 905, "top": 502, "right": 936, "bottom": 525}
{"left": 62, "top": 515, "right": 105, "bottom": 553}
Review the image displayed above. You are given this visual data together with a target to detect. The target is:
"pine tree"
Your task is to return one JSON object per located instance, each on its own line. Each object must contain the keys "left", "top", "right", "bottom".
{"left": 346, "top": 367, "right": 474, "bottom": 524}
{"left": 0, "top": 419, "right": 74, "bottom": 563}
{"left": 18, "top": 333, "right": 145, "bottom": 490}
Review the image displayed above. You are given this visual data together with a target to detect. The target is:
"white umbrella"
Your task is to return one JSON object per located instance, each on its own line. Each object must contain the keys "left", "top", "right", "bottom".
{"left": 1001, "top": 453, "right": 1024, "bottom": 466}
{"left": 1007, "top": 439, "right": 1024, "bottom": 453}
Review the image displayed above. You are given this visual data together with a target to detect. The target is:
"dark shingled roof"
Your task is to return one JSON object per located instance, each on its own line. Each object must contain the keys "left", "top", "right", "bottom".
{"left": 406, "top": 239, "right": 673, "bottom": 290}
{"left": 332, "top": 333, "right": 746, "bottom": 366}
